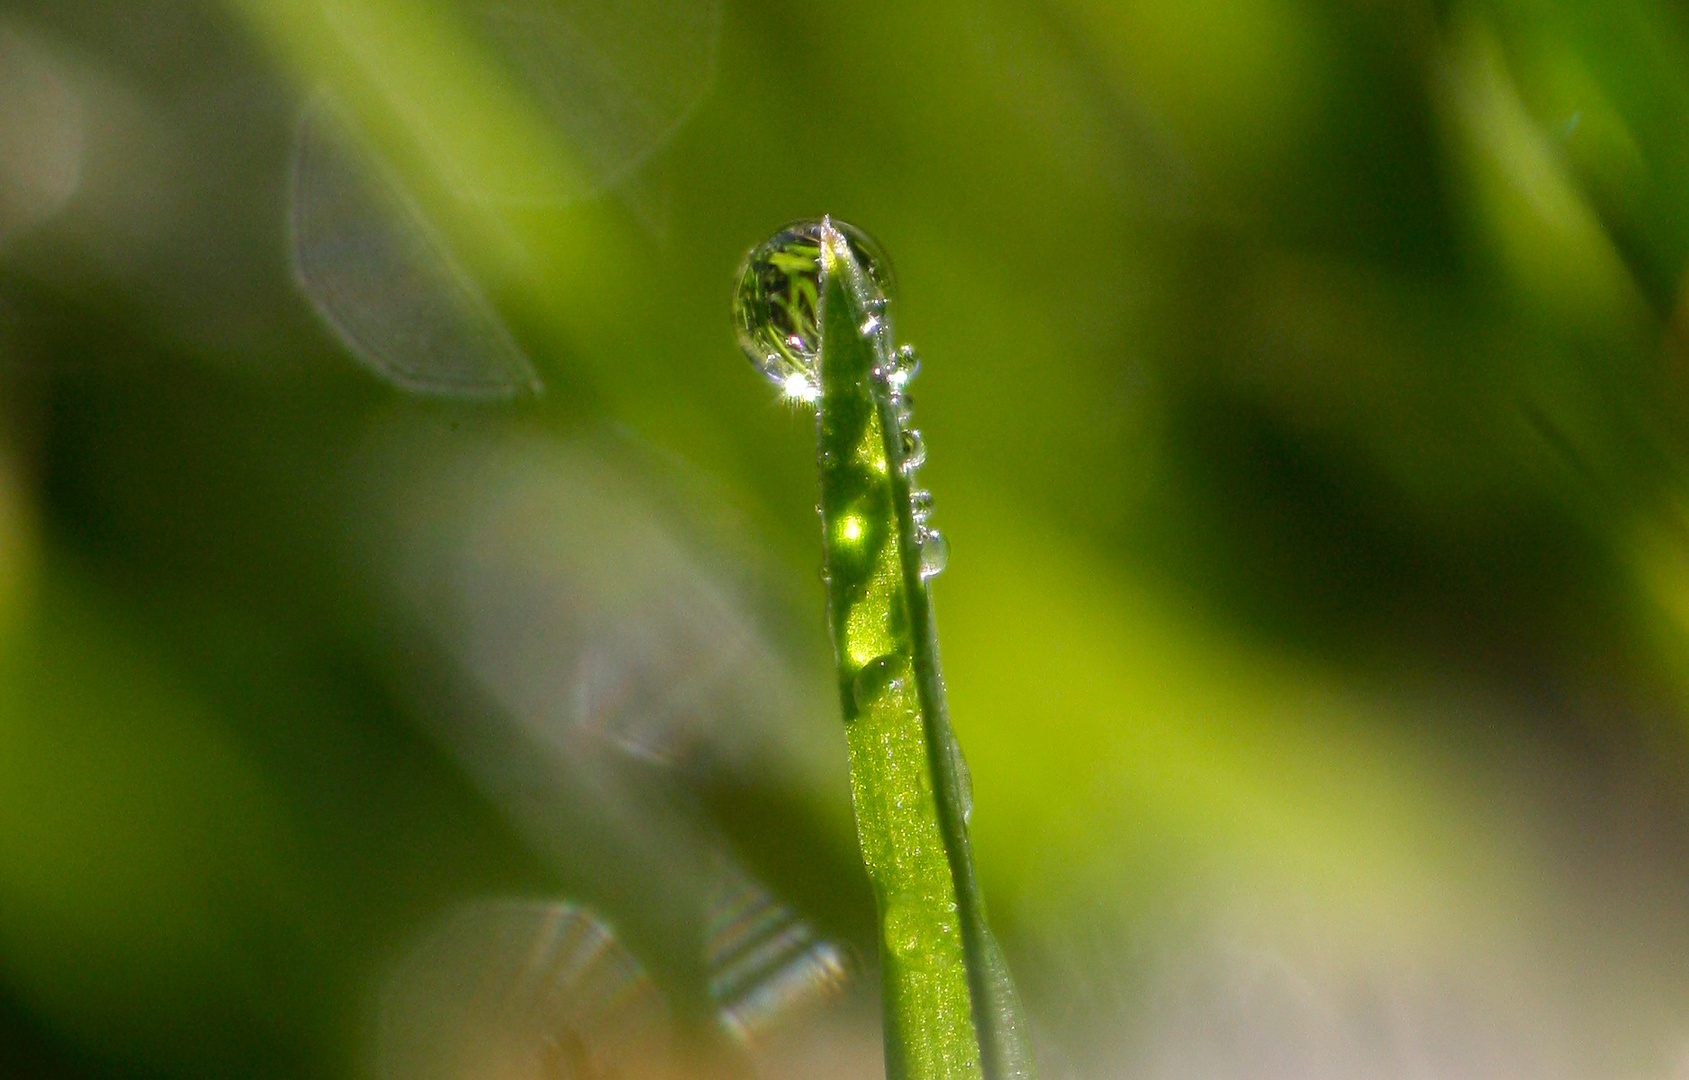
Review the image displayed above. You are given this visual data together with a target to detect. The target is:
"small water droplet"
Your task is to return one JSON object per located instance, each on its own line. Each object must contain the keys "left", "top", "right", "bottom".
{"left": 892, "top": 393, "right": 914, "bottom": 427}
{"left": 948, "top": 736, "right": 973, "bottom": 824}
{"left": 860, "top": 314, "right": 882, "bottom": 337}
{"left": 887, "top": 343, "right": 920, "bottom": 388}
{"left": 900, "top": 429, "right": 927, "bottom": 473}
{"left": 882, "top": 899, "right": 928, "bottom": 965}
{"left": 733, "top": 219, "right": 894, "bottom": 397}
{"left": 909, "top": 489, "right": 934, "bottom": 524}
{"left": 852, "top": 653, "right": 907, "bottom": 711}
{"left": 918, "top": 528, "right": 949, "bottom": 580}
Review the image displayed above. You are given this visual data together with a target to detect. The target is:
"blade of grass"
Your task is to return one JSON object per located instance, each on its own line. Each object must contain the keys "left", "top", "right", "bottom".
{"left": 813, "top": 221, "right": 1033, "bottom": 1080}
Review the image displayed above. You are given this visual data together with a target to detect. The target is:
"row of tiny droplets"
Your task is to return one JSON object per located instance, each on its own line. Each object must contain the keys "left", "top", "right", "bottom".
{"left": 861, "top": 296, "right": 971, "bottom": 822}
{"left": 861, "top": 296, "right": 949, "bottom": 582}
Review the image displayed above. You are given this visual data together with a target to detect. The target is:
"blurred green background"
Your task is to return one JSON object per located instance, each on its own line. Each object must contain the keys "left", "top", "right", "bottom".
{"left": 5, "top": 0, "right": 1689, "bottom": 1077}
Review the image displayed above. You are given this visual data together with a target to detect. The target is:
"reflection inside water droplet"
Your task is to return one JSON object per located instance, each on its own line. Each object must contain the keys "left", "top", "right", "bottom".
{"left": 900, "top": 429, "right": 927, "bottom": 473}
{"left": 910, "top": 490, "right": 934, "bottom": 524}
{"left": 733, "top": 218, "right": 894, "bottom": 399}
{"left": 887, "top": 344, "right": 920, "bottom": 388}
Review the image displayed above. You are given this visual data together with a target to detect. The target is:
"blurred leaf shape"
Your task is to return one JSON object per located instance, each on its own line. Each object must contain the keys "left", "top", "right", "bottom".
{"left": 290, "top": 93, "right": 543, "bottom": 397}
{"left": 1438, "top": 15, "right": 1646, "bottom": 333}
{"left": 378, "top": 899, "right": 673, "bottom": 1080}
{"left": 0, "top": 22, "right": 84, "bottom": 247}
{"left": 705, "top": 856, "right": 848, "bottom": 1044}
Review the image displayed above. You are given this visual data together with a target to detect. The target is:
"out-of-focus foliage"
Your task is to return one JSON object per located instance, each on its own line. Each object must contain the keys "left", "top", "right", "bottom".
{"left": 4, "top": 0, "right": 1689, "bottom": 1077}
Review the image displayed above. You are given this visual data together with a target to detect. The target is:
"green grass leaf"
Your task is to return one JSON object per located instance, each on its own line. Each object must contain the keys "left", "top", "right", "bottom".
{"left": 809, "top": 221, "right": 1035, "bottom": 1080}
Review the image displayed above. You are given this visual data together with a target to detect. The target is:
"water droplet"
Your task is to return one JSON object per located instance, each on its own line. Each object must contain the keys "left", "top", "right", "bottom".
{"left": 882, "top": 898, "right": 928, "bottom": 965}
{"left": 909, "top": 489, "right": 934, "bottom": 524}
{"left": 781, "top": 370, "right": 819, "bottom": 402}
{"left": 733, "top": 219, "right": 894, "bottom": 395}
{"left": 948, "top": 735, "right": 973, "bottom": 824}
{"left": 888, "top": 343, "right": 921, "bottom": 388}
{"left": 852, "top": 653, "right": 907, "bottom": 711}
{"left": 900, "top": 429, "right": 927, "bottom": 473}
{"left": 918, "top": 528, "right": 949, "bottom": 580}
{"left": 892, "top": 393, "right": 915, "bottom": 427}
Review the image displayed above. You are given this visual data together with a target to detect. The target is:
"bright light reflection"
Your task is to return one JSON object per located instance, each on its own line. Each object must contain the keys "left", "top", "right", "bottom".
{"left": 782, "top": 372, "right": 819, "bottom": 402}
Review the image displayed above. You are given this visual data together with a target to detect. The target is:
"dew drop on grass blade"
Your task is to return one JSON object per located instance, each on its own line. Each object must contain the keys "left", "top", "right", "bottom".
{"left": 289, "top": 94, "right": 542, "bottom": 398}
{"left": 377, "top": 899, "right": 673, "bottom": 1080}
{"left": 734, "top": 218, "right": 1037, "bottom": 1080}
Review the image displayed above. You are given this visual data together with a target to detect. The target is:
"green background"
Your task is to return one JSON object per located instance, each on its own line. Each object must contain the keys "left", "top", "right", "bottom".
{"left": 4, "top": 0, "right": 1689, "bottom": 1076}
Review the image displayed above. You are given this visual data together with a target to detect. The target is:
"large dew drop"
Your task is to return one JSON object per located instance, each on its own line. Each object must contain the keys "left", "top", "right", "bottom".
{"left": 733, "top": 218, "right": 893, "bottom": 400}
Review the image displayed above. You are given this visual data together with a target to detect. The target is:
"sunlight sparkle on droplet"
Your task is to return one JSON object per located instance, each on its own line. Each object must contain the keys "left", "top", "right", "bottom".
{"left": 782, "top": 371, "right": 819, "bottom": 402}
